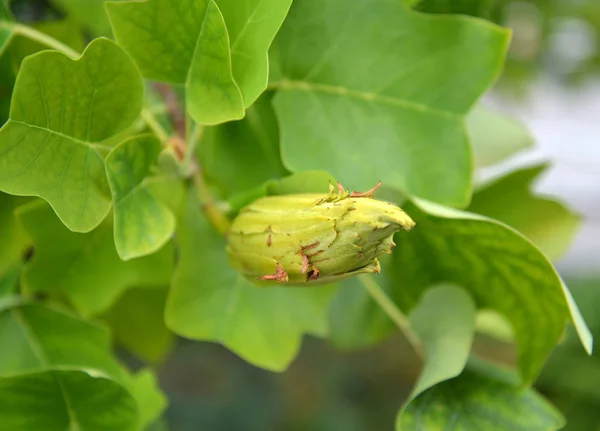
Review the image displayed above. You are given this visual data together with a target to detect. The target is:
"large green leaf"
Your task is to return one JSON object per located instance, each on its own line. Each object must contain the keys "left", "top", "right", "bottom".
{"left": 391, "top": 200, "right": 591, "bottom": 383}
{"left": 469, "top": 164, "right": 580, "bottom": 260}
{"left": 397, "top": 358, "right": 565, "bottom": 430}
{"left": 0, "top": 38, "right": 144, "bottom": 232}
{"left": 103, "top": 287, "right": 175, "bottom": 365}
{"left": 0, "top": 300, "right": 165, "bottom": 430}
{"left": 17, "top": 200, "right": 174, "bottom": 316}
{"left": 269, "top": 0, "right": 509, "bottom": 207}
{"left": 330, "top": 199, "right": 591, "bottom": 384}
{"left": 199, "top": 93, "right": 288, "bottom": 197}
{"left": 105, "top": 135, "right": 176, "bottom": 260}
{"left": 106, "top": 0, "right": 291, "bottom": 124}
{"left": 166, "top": 188, "right": 336, "bottom": 371}
{"left": 468, "top": 106, "right": 533, "bottom": 169}
{"left": 0, "top": 192, "right": 30, "bottom": 278}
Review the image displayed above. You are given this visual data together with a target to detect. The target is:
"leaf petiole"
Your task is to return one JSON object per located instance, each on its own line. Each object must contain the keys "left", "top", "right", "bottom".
{"left": 359, "top": 274, "right": 424, "bottom": 360}
{"left": 7, "top": 22, "right": 80, "bottom": 59}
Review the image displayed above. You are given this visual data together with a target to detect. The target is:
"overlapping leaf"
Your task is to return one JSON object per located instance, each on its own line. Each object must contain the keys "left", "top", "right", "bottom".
{"left": 469, "top": 164, "right": 580, "bottom": 260}
{"left": 0, "top": 38, "right": 144, "bottom": 232}
{"left": 107, "top": 0, "right": 292, "bottom": 125}
{"left": 166, "top": 188, "right": 336, "bottom": 371}
{"left": 0, "top": 299, "right": 165, "bottom": 430}
{"left": 17, "top": 201, "right": 174, "bottom": 316}
{"left": 405, "top": 285, "right": 476, "bottom": 399}
{"left": 468, "top": 106, "right": 534, "bottom": 168}
{"left": 199, "top": 93, "right": 288, "bottom": 197}
{"left": 106, "top": 135, "right": 176, "bottom": 260}
{"left": 398, "top": 358, "right": 565, "bottom": 430}
{"left": 270, "top": 0, "right": 510, "bottom": 206}
{"left": 103, "top": 287, "right": 175, "bottom": 365}
{"left": 330, "top": 199, "right": 591, "bottom": 384}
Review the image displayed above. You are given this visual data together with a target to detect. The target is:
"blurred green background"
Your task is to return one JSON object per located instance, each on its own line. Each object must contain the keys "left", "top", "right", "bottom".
{"left": 6, "top": 0, "right": 600, "bottom": 430}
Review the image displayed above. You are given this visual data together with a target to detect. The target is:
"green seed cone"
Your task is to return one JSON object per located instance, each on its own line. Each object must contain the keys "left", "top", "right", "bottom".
{"left": 226, "top": 183, "right": 415, "bottom": 286}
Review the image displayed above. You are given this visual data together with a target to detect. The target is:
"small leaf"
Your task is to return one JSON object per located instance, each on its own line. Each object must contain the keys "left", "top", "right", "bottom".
{"left": 0, "top": 37, "right": 145, "bottom": 232}
{"left": 129, "top": 369, "right": 168, "bottom": 430}
{"left": 105, "top": 135, "right": 176, "bottom": 260}
{"left": 408, "top": 285, "right": 476, "bottom": 398}
{"left": 469, "top": 163, "right": 580, "bottom": 260}
{"left": 216, "top": 0, "right": 293, "bottom": 106}
{"left": 103, "top": 287, "right": 175, "bottom": 365}
{"left": 199, "top": 93, "right": 288, "bottom": 196}
{"left": 186, "top": 0, "right": 244, "bottom": 125}
{"left": 468, "top": 106, "right": 534, "bottom": 168}
{"left": 166, "top": 188, "right": 336, "bottom": 371}
{"left": 17, "top": 200, "right": 174, "bottom": 316}
{"left": 270, "top": 0, "right": 510, "bottom": 206}
{"left": 107, "top": 0, "right": 290, "bottom": 124}
{"left": 397, "top": 358, "right": 565, "bottom": 431}
{"left": 0, "top": 192, "right": 30, "bottom": 278}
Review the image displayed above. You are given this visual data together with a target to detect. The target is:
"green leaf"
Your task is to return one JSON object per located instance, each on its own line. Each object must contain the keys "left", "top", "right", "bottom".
{"left": 199, "top": 93, "right": 288, "bottom": 196}
{"left": 390, "top": 200, "right": 592, "bottom": 383}
{"left": 129, "top": 369, "right": 168, "bottom": 430}
{"left": 106, "top": 135, "right": 176, "bottom": 260}
{"left": 103, "top": 287, "right": 175, "bottom": 365}
{"left": 215, "top": 0, "right": 293, "bottom": 107}
{"left": 0, "top": 192, "right": 30, "bottom": 278}
{"left": 270, "top": 0, "right": 510, "bottom": 207}
{"left": 0, "top": 300, "right": 165, "bottom": 430}
{"left": 50, "top": 0, "right": 113, "bottom": 37}
{"left": 0, "top": 37, "right": 145, "bottom": 232}
{"left": 468, "top": 107, "right": 533, "bottom": 169}
{"left": 469, "top": 164, "right": 580, "bottom": 260}
{"left": 107, "top": 0, "right": 290, "bottom": 124}
{"left": 397, "top": 358, "right": 565, "bottom": 431}
{"left": 0, "top": 369, "right": 138, "bottom": 431}
{"left": 17, "top": 200, "right": 174, "bottom": 316}
{"left": 407, "top": 285, "right": 476, "bottom": 398}
{"left": 330, "top": 198, "right": 591, "bottom": 384}
{"left": 166, "top": 188, "right": 336, "bottom": 371}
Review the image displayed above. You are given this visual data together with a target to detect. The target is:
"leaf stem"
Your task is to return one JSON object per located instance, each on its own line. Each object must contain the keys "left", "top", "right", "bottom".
{"left": 192, "top": 171, "right": 230, "bottom": 235}
{"left": 359, "top": 274, "right": 424, "bottom": 360}
{"left": 9, "top": 23, "right": 80, "bottom": 59}
{"left": 141, "top": 108, "right": 169, "bottom": 143}
{"left": 184, "top": 121, "right": 204, "bottom": 168}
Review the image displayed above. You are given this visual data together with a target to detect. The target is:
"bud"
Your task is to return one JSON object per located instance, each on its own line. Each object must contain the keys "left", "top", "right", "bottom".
{"left": 226, "top": 181, "right": 415, "bottom": 286}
